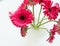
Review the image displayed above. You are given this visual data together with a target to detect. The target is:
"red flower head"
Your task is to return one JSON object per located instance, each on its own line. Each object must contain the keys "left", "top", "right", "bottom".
{"left": 43, "top": 1, "right": 59, "bottom": 20}
{"left": 9, "top": 9, "right": 34, "bottom": 27}
{"left": 47, "top": 24, "right": 57, "bottom": 43}
{"left": 23, "top": 0, "right": 51, "bottom": 5}
{"left": 23, "top": 0, "right": 40, "bottom": 5}
{"left": 24, "top": 0, "right": 51, "bottom": 5}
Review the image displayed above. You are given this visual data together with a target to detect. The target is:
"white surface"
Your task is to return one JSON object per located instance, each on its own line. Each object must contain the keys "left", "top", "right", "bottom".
{"left": 0, "top": 0, "right": 60, "bottom": 46}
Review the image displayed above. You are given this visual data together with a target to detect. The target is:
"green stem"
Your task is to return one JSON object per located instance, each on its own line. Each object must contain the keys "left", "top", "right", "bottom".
{"left": 37, "top": 15, "right": 45, "bottom": 27}
{"left": 39, "top": 27, "right": 50, "bottom": 33}
{"left": 43, "top": 18, "right": 48, "bottom": 20}
{"left": 32, "top": 5, "right": 35, "bottom": 25}
{"left": 37, "top": 17, "right": 47, "bottom": 25}
{"left": 39, "top": 20, "right": 58, "bottom": 26}
{"left": 40, "top": 15, "right": 45, "bottom": 24}
{"left": 38, "top": 6, "right": 42, "bottom": 23}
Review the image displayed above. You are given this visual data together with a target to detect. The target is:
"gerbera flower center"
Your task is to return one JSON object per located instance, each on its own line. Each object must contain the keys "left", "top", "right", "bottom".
{"left": 48, "top": 8, "right": 51, "bottom": 12}
{"left": 20, "top": 15, "right": 25, "bottom": 20}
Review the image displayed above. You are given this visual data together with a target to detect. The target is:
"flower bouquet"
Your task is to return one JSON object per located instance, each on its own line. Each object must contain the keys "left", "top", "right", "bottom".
{"left": 9, "top": 0, "right": 60, "bottom": 43}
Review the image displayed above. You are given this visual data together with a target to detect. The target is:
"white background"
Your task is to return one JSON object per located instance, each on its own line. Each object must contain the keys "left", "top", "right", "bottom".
{"left": 0, "top": 0, "right": 60, "bottom": 46}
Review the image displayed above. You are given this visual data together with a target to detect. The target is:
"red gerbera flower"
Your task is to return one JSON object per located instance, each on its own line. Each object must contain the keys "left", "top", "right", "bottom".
{"left": 43, "top": 1, "right": 59, "bottom": 20}
{"left": 23, "top": 0, "right": 40, "bottom": 5}
{"left": 47, "top": 24, "right": 57, "bottom": 43}
{"left": 9, "top": 9, "right": 34, "bottom": 27}
{"left": 23, "top": 0, "right": 51, "bottom": 5}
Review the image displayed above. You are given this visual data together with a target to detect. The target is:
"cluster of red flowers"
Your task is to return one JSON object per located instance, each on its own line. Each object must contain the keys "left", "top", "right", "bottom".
{"left": 9, "top": 0, "right": 60, "bottom": 43}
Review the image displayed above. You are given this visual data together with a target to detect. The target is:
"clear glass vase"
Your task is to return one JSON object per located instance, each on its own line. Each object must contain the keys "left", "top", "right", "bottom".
{"left": 21, "top": 28, "right": 49, "bottom": 46}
